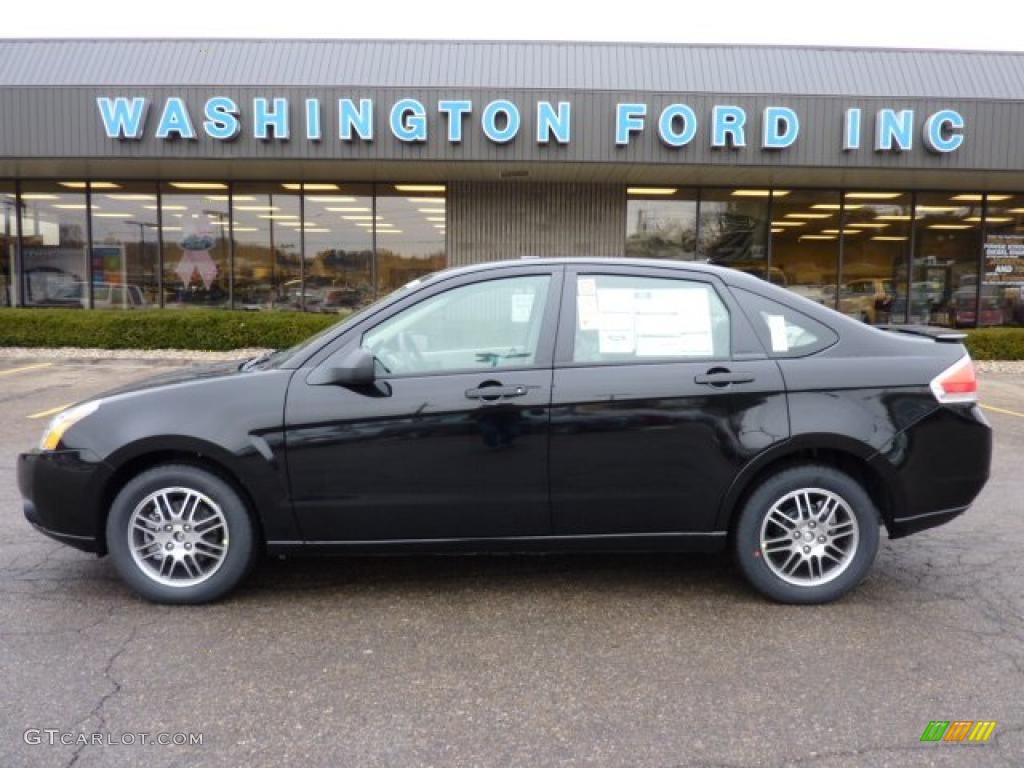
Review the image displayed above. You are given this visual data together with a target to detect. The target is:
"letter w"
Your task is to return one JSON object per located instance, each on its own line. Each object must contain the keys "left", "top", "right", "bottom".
{"left": 97, "top": 97, "right": 148, "bottom": 139}
{"left": 920, "top": 721, "right": 949, "bottom": 742}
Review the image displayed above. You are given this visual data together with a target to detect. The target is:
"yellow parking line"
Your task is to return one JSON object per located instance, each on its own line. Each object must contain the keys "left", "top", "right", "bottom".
{"left": 981, "top": 403, "right": 1024, "bottom": 419}
{"left": 0, "top": 362, "right": 53, "bottom": 377}
{"left": 27, "top": 403, "right": 74, "bottom": 420}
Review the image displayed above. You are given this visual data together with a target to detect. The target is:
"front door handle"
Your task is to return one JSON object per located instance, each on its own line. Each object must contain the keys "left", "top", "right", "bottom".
{"left": 465, "top": 384, "right": 528, "bottom": 401}
{"left": 694, "top": 370, "right": 755, "bottom": 387}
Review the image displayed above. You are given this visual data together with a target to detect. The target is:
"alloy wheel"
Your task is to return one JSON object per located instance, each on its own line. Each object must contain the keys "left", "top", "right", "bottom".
{"left": 127, "top": 487, "right": 230, "bottom": 587}
{"left": 759, "top": 488, "right": 860, "bottom": 587}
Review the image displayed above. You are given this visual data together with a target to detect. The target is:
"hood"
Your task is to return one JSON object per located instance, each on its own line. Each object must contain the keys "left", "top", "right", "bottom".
{"left": 88, "top": 359, "right": 250, "bottom": 402}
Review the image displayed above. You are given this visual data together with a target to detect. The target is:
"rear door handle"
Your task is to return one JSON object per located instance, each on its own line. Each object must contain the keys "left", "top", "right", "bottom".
{"left": 465, "top": 385, "right": 528, "bottom": 401}
{"left": 694, "top": 371, "right": 755, "bottom": 386}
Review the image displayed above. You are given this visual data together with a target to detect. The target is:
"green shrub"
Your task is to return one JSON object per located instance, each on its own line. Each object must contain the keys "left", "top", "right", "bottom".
{"left": 964, "top": 328, "right": 1024, "bottom": 361}
{"left": 1, "top": 307, "right": 1022, "bottom": 358}
{"left": 0, "top": 308, "right": 343, "bottom": 351}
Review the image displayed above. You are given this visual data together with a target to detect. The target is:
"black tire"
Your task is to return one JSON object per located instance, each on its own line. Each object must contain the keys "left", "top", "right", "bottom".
{"left": 105, "top": 464, "right": 257, "bottom": 604}
{"left": 733, "top": 464, "right": 880, "bottom": 604}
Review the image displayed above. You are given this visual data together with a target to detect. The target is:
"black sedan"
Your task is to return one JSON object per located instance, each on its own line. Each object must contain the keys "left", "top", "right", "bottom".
{"left": 18, "top": 259, "right": 992, "bottom": 604}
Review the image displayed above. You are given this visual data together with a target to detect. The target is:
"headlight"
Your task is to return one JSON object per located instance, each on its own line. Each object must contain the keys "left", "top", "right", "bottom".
{"left": 39, "top": 400, "right": 101, "bottom": 451}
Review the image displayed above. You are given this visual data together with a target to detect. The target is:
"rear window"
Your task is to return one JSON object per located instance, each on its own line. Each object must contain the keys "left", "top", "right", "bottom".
{"left": 734, "top": 288, "right": 838, "bottom": 357}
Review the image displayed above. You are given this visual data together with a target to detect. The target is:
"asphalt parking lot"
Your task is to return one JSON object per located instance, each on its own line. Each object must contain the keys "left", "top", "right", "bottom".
{"left": 1, "top": 359, "right": 1022, "bottom": 768}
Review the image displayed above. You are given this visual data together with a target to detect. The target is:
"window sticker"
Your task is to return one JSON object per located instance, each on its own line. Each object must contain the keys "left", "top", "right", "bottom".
{"left": 510, "top": 291, "right": 535, "bottom": 324}
{"left": 577, "top": 294, "right": 600, "bottom": 330}
{"left": 765, "top": 313, "right": 790, "bottom": 352}
{"left": 598, "top": 329, "right": 635, "bottom": 354}
{"left": 596, "top": 288, "right": 635, "bottom": 314}
{"left": 578, "top": 277, "right": 597, "bottom": 296}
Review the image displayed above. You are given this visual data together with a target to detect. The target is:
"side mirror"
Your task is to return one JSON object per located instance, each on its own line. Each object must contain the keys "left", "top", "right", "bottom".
{"left": 309, "top": 347, "right": 377, "bottom": 386}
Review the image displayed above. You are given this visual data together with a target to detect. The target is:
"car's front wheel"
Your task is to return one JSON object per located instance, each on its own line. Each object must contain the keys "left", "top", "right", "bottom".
{"left": 734, "top": 465, "right": 880, "bottom": 604}
{"left": 105, "top": 464, "right": 257, "bottom": 604}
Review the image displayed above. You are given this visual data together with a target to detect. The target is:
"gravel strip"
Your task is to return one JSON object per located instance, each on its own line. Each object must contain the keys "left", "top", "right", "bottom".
{"left": 975, "top": 360, "right": 1024, "bottom": 374}
{"left": 0, "top": 346, "right": 271, "bottom": 364}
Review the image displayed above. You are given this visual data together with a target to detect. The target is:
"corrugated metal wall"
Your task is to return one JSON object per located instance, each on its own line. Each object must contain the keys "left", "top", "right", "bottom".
{"left": 2, "top": 40, "right": 1024, "bottom": 99}
{"left": 448, "top": 182, "right": 625, "bottom": 265}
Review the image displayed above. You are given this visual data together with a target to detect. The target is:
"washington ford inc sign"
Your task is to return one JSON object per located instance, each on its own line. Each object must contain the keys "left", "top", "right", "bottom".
{"left": 97, "top": 96, "right": 966, "bottom": 154}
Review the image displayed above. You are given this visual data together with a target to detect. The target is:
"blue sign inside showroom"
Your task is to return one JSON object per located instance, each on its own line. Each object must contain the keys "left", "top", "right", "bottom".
{"left": 97, "top": 96, "right": 966, "bottom": 154}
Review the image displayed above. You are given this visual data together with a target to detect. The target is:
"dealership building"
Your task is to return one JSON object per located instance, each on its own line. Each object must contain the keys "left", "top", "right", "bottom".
{"left": 1, "top": 38, "right": 1023, "bottom": 326}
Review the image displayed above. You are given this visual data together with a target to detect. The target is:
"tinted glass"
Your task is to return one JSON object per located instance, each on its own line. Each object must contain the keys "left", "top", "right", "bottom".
{"left": 625, "top": 189, "right": 698, "bottom": 259}
{"left": 363, "top": 275, "right": 550, "bottom": 375}
{"left": 232, "top": 184, "right": 302, "bottom": 310}
{"left": 734, "top": 288, "right": 838, "bottom": 357}
{"left": 840, "top": 192, "right": 912, "bottom": 324}
{"left": 699, "top": 189, "right": 770, "bottom": 271}
{"left": 160, "top": 183, "right": 230, "bottom": 308}
{"left": 0, "top": 182, "right": 14, "bottom": 306}
{"left": 981, "top": 194, "right": 1024, "bottom": 327}
{"left": 20, "top": 182, "right": 89, "bottom": 307}
{"left": 301, "top": 183, "right": 374, "bottom": 312}
{"left": 89, "top": 181, "right": 159, "bottom": 308}
{"left": 769, "top": 189, "right": 840, "bottom": 307}
{"left": 912, "top": 193, "right": 983, "bottom": 327}
{"left": 572, "top": 274, "right": 730, "bottom": 363}
{"left": 374, "top": 185, "right": 447, "bottom": 294}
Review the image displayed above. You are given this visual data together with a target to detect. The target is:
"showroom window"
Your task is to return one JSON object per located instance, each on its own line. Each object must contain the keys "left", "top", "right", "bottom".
{"left": 375, "top": 185, "right": 447, "bottom": 295}
{"left": 160, "top": 182, "right": 231, "bottom": 308}
{"left": 912, "top": 193, "right": 983, "bottom": 327}
{"left": 769, "top": 189, "right": 840, "bottom": 308}
{"left": 88, "top": 181, "right": 160, "bottom": 308}
{"left": 980, "top": 194, "right": 1024, "bottom": 327}
{"left": 1, "top": 182, "right": 14, "bottom": 307}
{"left": 301, "top": 183, "right": 375, "bottom": 312}
{"left": 698, "top": 188, "right": 770, "bottom": 271}
{"left": 19, "top": 181, "right": 89, "bottom": 307}
{"left": 625, "top": 188, "right": 698, "bottom": 260}
{"left": 232, "top": 183, "right": 302, "bottom": 310}
{"left": 839, "top": 191, "right": 912, "bottom": 324}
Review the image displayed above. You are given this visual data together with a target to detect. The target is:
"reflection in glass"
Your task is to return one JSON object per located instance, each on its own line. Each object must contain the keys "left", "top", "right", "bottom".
{"left": 302, "top": 184, "right": 374, "bottom": 312}
{"left": 769, "top": 190, "right": 840, "bottom": 308}
{"left": 160, "top": 184, "right": 230, "bottom": 308}
{"left": 980, "top": 194, "right": 1024, "bottom": 327}
{"left": 698, "top": 189, "right": 769, "bottom": 271}
{"left": 374, "top": 186, "right": 447, "bottom": 294}
{"left": 232, "top": 184, "right": 301, "bottom": 310}
{"left": 840, "top": 192, "right": 912, "bottom": 324}
{"left": 89, "top": 181, "right": 159, "bottom": 308}
{"left": 912, "top": 193, "right": 982, "bottom": 327}
{"left": 1, "top": 183, "right": 15, "bottom": 306}
{"left": 625, "top": 190, "right": 698, "bottom": 259}
{"left": 20, "top": 182, "right": 89, "bottom": 306}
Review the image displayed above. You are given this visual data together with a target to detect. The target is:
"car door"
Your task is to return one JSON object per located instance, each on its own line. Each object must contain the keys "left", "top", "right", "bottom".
{"left": 549, "top": 265, "right": 789, "bottom": 535}
{"left": 284, "top": 266, "right": 562, "bottom": 542}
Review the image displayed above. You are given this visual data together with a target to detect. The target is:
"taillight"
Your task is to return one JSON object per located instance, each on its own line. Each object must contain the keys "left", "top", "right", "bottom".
{"left": 929, "top": 355, "right": 978, "bottom": 404}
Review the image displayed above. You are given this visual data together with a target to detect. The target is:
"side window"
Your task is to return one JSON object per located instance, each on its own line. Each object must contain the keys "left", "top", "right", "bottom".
{"left": 572, "top": 274, "right": 730, "bottom": 363}
{"left": 363, "top": 275, "right": 551, "bottom": 375}
{"left": 734, "top": 288, "right": 838, "bottom": 357}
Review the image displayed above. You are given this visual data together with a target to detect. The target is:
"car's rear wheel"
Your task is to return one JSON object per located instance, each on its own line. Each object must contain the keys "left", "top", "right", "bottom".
{"left": 734, "top": 465, "right": 880, "bottom": 604}
{"left": 105, "top": 464, "right": 256, "bottom": 604}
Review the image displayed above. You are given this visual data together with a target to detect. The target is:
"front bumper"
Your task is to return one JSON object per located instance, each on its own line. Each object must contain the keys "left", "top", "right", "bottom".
{"left": 17, "top": 450, "right": 110, "bottom": 554}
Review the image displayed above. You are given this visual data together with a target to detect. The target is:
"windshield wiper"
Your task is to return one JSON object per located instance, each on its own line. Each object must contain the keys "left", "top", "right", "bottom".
{"left": 240, "top": 350, "right": 277, "bottom": 371}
